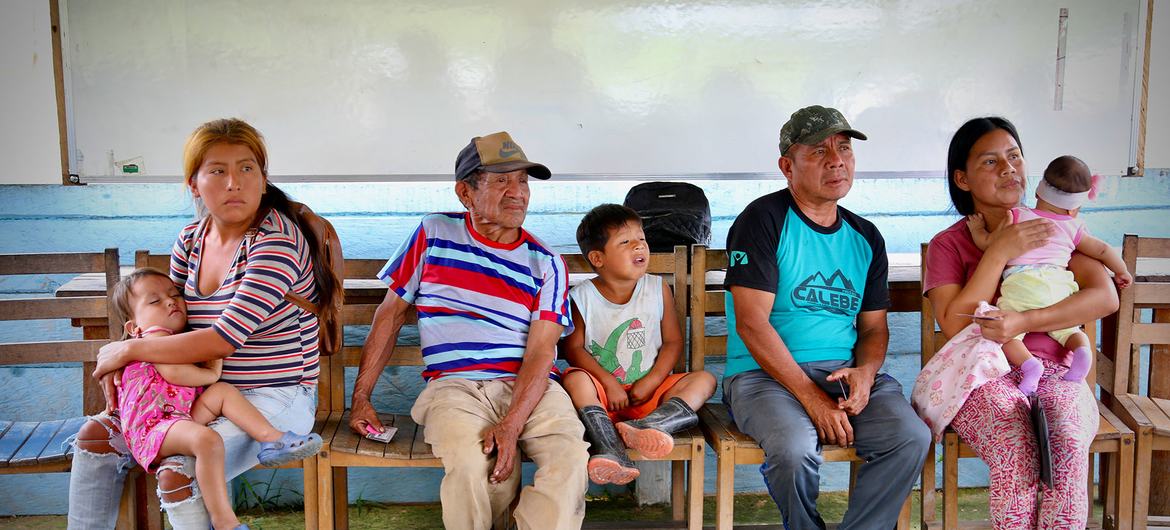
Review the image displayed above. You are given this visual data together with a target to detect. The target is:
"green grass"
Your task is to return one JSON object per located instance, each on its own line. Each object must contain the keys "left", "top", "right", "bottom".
{"left": 0, "top": 488, "right": 1106, "bottom": 529}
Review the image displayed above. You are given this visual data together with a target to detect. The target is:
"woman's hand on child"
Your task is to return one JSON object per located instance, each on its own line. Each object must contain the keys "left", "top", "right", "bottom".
{"left": 973, "top": 308, "right": 1027, "bottom": 344}
{"left": 94, "top": 340, "right": 133, "bottom": 379}
{"left": 985, "top": 217, "right": 1053, "bottom": 262}
{"left": 100, "top": 371, "right": 120, "bottom": 414}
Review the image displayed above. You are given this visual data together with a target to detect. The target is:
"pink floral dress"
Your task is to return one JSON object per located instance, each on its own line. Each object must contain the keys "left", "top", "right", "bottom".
{"left": 118, "top": 347, "right": 202, "bottom": 471}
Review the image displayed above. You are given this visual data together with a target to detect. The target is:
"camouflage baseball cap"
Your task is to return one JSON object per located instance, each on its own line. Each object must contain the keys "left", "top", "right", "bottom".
{"left": 455, "top": 131, "right": 551, "bottom": 181}
{"left": 778, "top": 105, "right": 867, "bottom": 155}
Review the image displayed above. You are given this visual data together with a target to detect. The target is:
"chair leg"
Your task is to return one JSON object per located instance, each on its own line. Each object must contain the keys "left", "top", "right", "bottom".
{"left": 116, "top": 470, "right": 138, "bottom": 530}
{"left": 333, "top": 467, "right": 349, "bottom": 530}
{"left": 1101, "top": 452, "right": 1115, "bottom": 529}
{"left": 715, "top": 442, "right": 734, "bottom": 530}
{"left": 672, "top": 459, "right": 685, "bottom": 521}
{"left": 303, "top": 458, "right": 319, "bottom": 530}
{"left": 688, "top": 441, "right": 704, "bottom": 530}
{"left": 943, "top": 433, "right": 960, "bottom": 530}
{"left": 316, "top": 455, "right": 334, "bottom": 530}
{"left": 921, "top": 441, "right": 938, "bottom": 529}
{"left": 1133, "top": 429, "right": 1153, "bottom": 530}
{"left": 1117, "top": 437, "right": 1135, "bottom": 530}
{"left": 897, "top": 495, "right": 911, "bottom": 530}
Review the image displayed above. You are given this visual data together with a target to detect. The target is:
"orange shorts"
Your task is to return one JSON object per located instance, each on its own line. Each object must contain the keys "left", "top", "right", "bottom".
{"left": 564, "top": 368, "right": 689, "bottom": 421}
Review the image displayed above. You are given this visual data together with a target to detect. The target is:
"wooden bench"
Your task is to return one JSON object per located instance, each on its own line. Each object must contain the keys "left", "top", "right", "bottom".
{"left": 918, "top": 243, "right": 1135, "bottom": 530}
{"left": 0, "top": 250, "right": 157, "bottom": 529}
{"left": 691, "top": 246, "right": 912, "bottom": 530}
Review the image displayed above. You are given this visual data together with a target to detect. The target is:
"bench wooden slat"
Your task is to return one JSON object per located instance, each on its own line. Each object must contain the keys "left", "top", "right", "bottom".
{"left": 1134, "top": 282, "right": 1170, "bottom": 306}
{"left": 343, "top": 259, "right": 386, "bottom": 279}
{"left": 0, "top": 422, "right": 38, "bottom": 467}
{"left": 0, "top": 252, "right": 107, "bottom": 275}
{"left": 386, "top": 414, "right": 419, "bottom": 459}
{"left": 0, "top": 340, "right": 106, "bottom": 365}
{"left": 705, "top": 291, "right": 724, "bottom": 313}
{"left": 0, "top": 297, "right": 108, "bottom": 321}
{"left": 40, "top": 416, "right": 86, "bottom": 464}
{"left": 411, "top": 416, "right": 434, "bottom": 459}
{"left": 331, "top": 411, "right": 362, "bottom": 456}
{"left": 10, "top": 420, "right": 65, "bottom": 466}
{"left": 337, "top": 345, "right": 422, "bottom": 366}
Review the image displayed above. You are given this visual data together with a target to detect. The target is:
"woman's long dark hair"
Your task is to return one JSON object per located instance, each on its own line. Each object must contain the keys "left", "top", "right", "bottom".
{"left": 946, "top": 117, "right": 1023, "bottom": 215}
{"left": 258, "top": 182, "right": 342, "bottom": 319}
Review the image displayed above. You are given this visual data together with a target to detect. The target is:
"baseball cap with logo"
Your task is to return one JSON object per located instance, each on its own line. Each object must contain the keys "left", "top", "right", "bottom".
{"left": 778, "top": 105, "right": 867, "bottom": 155}
{"left": 455, "top": 131, "right": 551, "bottom": 181}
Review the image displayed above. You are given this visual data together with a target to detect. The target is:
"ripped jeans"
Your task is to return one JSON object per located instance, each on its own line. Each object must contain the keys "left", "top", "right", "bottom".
{"left": 66, "top": 384, "right": 315, "bottom": 530}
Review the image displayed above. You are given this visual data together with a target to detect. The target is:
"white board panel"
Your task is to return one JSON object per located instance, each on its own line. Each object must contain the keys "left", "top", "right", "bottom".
{"left": 64, "top": 0, "right": 1144, "bottom": 179}
{"left": 1, "top": 0, "right": 62, "bottom": 184}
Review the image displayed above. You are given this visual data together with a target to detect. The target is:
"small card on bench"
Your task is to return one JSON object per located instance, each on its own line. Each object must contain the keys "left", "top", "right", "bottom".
{"left": 365, "top": 426, "right": 398, "bottom": 443}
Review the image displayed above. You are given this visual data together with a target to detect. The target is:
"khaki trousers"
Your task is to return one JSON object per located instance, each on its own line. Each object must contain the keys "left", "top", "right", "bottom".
{"left": 411, "top": 378, "right": 589, "bottom": 530}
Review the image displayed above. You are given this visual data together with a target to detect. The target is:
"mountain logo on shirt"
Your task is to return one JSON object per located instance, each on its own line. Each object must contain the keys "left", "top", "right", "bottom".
{"left": 791, "top": 269, "right": 860, "bottom": 315}
{"left": 730, "top": 251, "right": 749, "bottom": 266}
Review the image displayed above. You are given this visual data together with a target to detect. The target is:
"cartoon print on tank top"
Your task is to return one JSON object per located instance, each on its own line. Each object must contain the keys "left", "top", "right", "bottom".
{"left": 589, "top": 317, "right": 648, "bottom": 384}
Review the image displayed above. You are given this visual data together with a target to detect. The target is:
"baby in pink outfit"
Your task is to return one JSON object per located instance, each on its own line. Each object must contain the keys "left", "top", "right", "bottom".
{"left": 111, "top": 268, "right": 322, "bottom": 530}
{"left": 967, "top": 155, "right": 1133, "bottom": 394}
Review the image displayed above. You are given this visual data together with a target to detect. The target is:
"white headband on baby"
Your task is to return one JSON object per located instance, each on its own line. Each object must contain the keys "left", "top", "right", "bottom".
{"left": 1035, "top": 174, "right": 1101, "bottom": 210}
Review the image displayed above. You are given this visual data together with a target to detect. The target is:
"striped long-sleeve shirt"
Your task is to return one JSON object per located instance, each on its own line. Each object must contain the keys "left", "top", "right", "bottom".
{"left": 379, "top": 212, "right": 572, "bottom": 382}
{"left": 171, "top": 210, "right": 320, "bottom": 388}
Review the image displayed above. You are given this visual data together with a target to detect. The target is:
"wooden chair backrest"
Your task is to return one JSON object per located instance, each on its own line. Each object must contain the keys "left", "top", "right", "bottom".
{"left": 1110, "top": 234, "right": 1170, "bottom": 395}
{"left": 688, "top": 246, "right": 730, "bottom": 372}
{"left": 918, "top": 243, "right": 1104, "bottom": 392}
{"left": 561, "top": 246, "right": 689, "bottom": 372}
{"left": 0, "top": 249, "right": 121, "bottom": 414}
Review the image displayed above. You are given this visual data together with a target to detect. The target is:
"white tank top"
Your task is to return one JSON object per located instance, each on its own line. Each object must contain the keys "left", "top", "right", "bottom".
{"left": 569, "top": 274, "right": 664, "bottom": 384}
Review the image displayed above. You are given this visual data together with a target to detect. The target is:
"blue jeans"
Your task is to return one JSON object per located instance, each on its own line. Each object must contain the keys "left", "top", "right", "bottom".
{"left": 723, "top": 361, "right": 931, "bottom": 530}
{"left": 67, "top": 384, "right": 316, "bottom": 530}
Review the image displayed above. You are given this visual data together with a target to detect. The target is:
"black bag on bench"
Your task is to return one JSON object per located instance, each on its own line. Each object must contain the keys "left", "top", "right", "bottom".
{"left": 623, "top": 182, "right": 711, "bottom": 252}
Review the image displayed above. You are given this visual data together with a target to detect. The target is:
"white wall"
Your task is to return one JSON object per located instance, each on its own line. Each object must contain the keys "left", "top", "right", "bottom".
{"left": 0, "top": 1, "right": 1167, "bottom": 185}
{"left": 0, "top": 0, "right": 63, "bottom": 184}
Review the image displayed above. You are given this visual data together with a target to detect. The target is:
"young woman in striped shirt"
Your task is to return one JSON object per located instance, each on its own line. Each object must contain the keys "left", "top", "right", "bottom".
{"left": 70, "top": 118, "right": 341, "bottom": 530}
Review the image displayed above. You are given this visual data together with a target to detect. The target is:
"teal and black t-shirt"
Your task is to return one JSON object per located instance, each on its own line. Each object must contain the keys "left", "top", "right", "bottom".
{"left": 723, "top": 188, "right": 889, "bottom": 377}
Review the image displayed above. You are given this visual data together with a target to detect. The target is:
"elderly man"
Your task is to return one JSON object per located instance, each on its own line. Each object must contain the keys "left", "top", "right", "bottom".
{"left": 722, "top": 106, "right": 931, "bottom": 529}
{"left": 350, "top": 132, "right": 588, "bottom": 530}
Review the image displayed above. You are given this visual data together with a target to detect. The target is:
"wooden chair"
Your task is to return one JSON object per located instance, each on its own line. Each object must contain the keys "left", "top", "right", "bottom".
{"left": 917, "top": 243, "right": 1135, "bottom": 530}
{"left": 562, "top": 245, "right": 705, "bottom": 529}
{"left": 0, "top": 250, "right": 154, "bottom": 529}
{"left": 692, "top": 246, "right": 911, "bottom": 530}
{"left": 1104, "top": 234, "right": 1170, "bottom": 530}
{"left": 135, "top": 251, "right": 326, "bottom": 529}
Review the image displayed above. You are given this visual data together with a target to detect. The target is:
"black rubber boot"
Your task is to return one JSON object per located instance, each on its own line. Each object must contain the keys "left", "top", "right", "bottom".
{"left": 579, "top": 405, "right": 639, "bottom": 485}
{"left": 616, "top": 397, "right": 698, "bottom": 458}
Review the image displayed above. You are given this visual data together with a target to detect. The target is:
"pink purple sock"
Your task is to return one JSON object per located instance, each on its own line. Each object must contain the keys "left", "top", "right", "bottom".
{"left": 1017, "top": 358, "right": 1043, "bottom": 395}
{"left": 1063, "top": 346, "right": 1092, "bottom": 381}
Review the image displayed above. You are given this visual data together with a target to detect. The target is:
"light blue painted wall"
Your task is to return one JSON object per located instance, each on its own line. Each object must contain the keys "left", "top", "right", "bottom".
{"left": 1, "top": 172, "right": 1167, "bottom": 514}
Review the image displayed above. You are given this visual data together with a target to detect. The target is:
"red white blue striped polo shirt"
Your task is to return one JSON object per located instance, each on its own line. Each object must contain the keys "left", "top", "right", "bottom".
{"left": 171, "top": 210, "right": 320, "bottom": 388}
{"left": 379, "top": 212, "right": 572, "bottom": 382}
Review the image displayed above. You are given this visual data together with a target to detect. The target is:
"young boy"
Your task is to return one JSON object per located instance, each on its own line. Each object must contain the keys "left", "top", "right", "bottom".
{"left": 562, "top": 204, "right": 717, "bottom": 485}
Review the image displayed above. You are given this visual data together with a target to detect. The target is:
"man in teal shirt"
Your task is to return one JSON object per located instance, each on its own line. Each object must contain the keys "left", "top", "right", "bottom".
{"left": 723, "top": 105, "right": 930, "bottom": 530}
